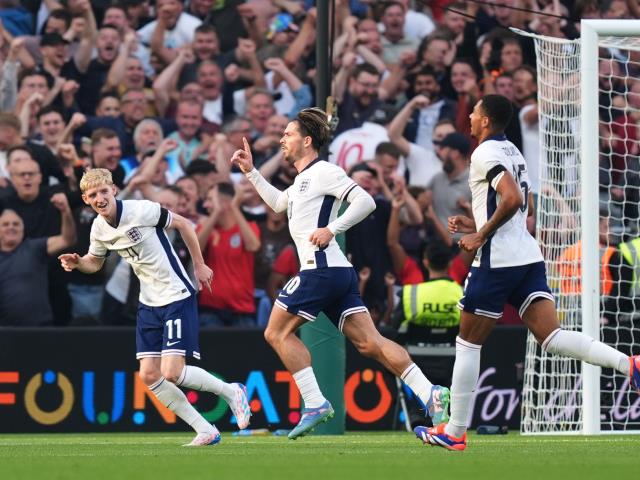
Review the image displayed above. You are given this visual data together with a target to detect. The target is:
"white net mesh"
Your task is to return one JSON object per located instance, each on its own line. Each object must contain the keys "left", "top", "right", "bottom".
{"left": 598, "top": 38, "right": 640, "bottom": 433}
{"left": 519, "top": 31, "right": 640, "bottom": 434}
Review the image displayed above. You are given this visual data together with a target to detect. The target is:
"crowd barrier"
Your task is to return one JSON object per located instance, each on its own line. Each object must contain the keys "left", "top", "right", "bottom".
{"left": 0, "top": 326, "right": 526, "bottom": 432}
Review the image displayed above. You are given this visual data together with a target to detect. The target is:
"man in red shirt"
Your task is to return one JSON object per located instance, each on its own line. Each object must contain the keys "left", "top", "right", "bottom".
{"left": 197, "top": 182, "right": 261, "bottom": 326}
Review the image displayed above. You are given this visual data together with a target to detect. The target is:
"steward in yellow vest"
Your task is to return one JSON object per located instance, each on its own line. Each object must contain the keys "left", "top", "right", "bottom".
{"left": 603, "top": 237, "right": 640, "bottom": 325}
{"left": 392, "top": 240, "right": 462, "bottom": 429}
{"left": 393, "top": 241, "right": 463, "bottom": 343}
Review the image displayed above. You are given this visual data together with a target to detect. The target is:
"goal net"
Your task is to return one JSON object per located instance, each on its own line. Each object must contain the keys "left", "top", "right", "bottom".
{"left": 518, "top": 22, "right": 640, "bottom": 434}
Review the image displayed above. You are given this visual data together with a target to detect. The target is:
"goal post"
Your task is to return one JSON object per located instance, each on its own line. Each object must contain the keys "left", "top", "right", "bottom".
{"left": 581, "top": 19, "right": 640, "bottom": 434}
{"left": 517, "top": 20, "right": 640, "bottom": 435}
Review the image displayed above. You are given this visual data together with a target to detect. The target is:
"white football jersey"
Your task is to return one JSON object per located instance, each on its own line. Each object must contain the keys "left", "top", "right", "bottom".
{"left": 88, "top": 200, "right": 194, "bottom": 306}
{"left": 469, "top": 135, "right": 543, "bottom": 268}
{"left": 284, "top": 160, "right": 358, "bottom": 271}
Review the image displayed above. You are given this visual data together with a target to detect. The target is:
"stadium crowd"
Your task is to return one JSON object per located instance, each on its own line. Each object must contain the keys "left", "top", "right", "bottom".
{"left": 0, "top": 0, "right": 638, "bottom": 328}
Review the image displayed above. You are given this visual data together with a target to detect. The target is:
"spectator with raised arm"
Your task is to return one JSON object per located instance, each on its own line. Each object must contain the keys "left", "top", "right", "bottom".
{"left": 0, "top": 196, "right": 76, "bottom": 327}
{"left": 387, "top": 94, "right": 442, "bottom": 187}
{"left": 140, "top": 0, "right": 202, "bottom": 67}
{"left": 335, "top": 62, "right": 383, "bottom": 135}
{"left": 177, "top": 24, "right": 224, "bottom": 87}
{"left": 403, "top": 65, "right": 457, "bottom": 148}
{"left": 262, "top": 57, "right": 312, "bottom": 119}
{"left": 74, "top": 24, "right": 121, "bottom": 113}
{"left": 0, "top": 37, "right": 35, "bottom": 113}
{"left": 197, "top": 182, "right": 261, "bottom": 327}
{"left": 2, "top": 146, "right": 74, "bottom": 325}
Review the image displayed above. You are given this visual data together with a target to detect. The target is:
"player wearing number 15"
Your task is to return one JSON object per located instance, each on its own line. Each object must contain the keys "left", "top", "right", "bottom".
{"left": 415, "top": 94, "right": 640, "bottom": 451}
{"left": 58, "top": 168, "right": 251, "bottom": 447}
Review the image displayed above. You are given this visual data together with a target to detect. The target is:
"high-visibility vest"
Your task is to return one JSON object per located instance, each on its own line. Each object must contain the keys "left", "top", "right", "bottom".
{"left": 618, "top": 237, "right": 640, "bottom": 296}
{"left": 401, "top": 278, "right": 463, "bottom": 328}
{"left": 558, "top": 241, "right": 614, "bottom": 295}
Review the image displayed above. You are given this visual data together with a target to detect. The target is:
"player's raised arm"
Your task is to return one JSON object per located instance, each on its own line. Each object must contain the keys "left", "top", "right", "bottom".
{"left": 458, "top": 168, "right": 522, "bottom": 252}
{"left": 230, "top": 137, "right": 255, "bottom": 174}
{"left": 233, "top": 137, "right": 289, "bottom": 213}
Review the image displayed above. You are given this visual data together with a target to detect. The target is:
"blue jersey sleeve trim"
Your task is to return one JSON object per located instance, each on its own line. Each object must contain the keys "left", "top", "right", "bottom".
{"left": 341, "top": 183, "right": 358, "bottom": 201}
{"left": 157, "top": 207, "right": 169, "bottom": 229}
{"left": 486, "top": 164, "right": 507, "bottom": 184}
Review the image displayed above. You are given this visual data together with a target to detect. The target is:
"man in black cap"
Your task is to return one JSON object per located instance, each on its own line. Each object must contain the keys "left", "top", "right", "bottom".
{"left": 39, "top": 32, "right": 72, "bottom": 78}
{"left": 426, "top": 132, "right": 473, "bottom": 243}
{"left": 38, "top": 0, "right": 97, "bottom": 80}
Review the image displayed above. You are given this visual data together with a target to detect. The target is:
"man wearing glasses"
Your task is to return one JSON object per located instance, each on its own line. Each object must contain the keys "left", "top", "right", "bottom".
{"left": 1, "top": 145, "right": 76, "bottom": 325}
{"left": 335, "top": 63, "right": 383, "bottom": 135}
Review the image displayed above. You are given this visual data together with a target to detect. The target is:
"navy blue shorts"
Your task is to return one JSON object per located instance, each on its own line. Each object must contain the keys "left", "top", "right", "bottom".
{"left": 458, "top": 261, "right": 554, "bottom": 319}
{"left": 274, "top": 267, "right": 368, "bottom": 331}
{"left": 136, "top": 294, "right": 200, "bottom": 360}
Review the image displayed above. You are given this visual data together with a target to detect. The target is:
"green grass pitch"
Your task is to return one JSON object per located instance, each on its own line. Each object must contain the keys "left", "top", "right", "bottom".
{"left": 0, "top": 432, "right": 636, "bottom": 480}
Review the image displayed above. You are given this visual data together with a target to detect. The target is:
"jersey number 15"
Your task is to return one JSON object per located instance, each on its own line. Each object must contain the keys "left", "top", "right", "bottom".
{"left": 515, "top": 164, "right": 528, "bottom": 213}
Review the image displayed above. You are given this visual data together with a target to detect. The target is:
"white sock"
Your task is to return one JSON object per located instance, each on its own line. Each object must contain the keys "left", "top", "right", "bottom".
{"left": 177, "top": 366, "right": 236, "bottom": 404}
{"left": 149, "top": 377, "right": 214, "bottom": 434}
{"left": 400, "top": 363, "right": 434, "bottom": 407}
{"left": 543, "top": 328, "right": 629, "bottom": 374}
{"left": 445, "top": 337, "right": 482, "bottom": 438}
{"left": 292, "top": 366, "right": 326, "bottom": 409}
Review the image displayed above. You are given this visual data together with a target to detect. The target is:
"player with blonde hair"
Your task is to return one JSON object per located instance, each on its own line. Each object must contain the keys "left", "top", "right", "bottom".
{"left": 60, "top": 166, "right": 251, "bottom": 446}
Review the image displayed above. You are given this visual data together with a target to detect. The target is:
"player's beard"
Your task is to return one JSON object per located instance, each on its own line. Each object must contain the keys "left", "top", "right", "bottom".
{"left": 284, "top": 142, "right": 303, "bottom": 165}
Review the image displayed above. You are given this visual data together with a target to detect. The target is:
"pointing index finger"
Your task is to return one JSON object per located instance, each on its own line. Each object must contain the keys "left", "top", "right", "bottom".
{"left": 242, "top": 137, "right": 250, "bottom": 153}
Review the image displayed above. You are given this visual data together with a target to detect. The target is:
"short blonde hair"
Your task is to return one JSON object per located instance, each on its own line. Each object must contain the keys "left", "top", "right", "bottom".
{"left": 80, "top": 168, "right": 113, "bottom": 193}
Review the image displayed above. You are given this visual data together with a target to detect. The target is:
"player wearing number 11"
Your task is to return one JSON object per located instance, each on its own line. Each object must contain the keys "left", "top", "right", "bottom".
{"left": 415, "top": 94, "right": 640, "bottom": 451}
{"left": 58, "top": 163, "right": 251, "bottom": 447}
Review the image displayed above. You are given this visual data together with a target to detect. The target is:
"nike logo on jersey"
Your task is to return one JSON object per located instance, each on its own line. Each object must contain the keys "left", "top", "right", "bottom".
{"left": 166, "top": 341, "right": 180, "bottom": 347}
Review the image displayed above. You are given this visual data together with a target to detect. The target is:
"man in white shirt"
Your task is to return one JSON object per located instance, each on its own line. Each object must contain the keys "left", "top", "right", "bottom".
{"left": 231, "top": 107, "right": 451, "bottom": 440}
{"left": 387, "top": 94, "right": 442, "bottom": 187}
{"left": 137, "top": 0, "right": 202, "bottom": 70}
{"left": 416, "top": 94, "right": 639, "bottom": 451}
{"left": 59, "top": 168, "right": 251, "bottom": 447}
{"left": 398, "top": 0, "right": 435, "bottom": 41}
